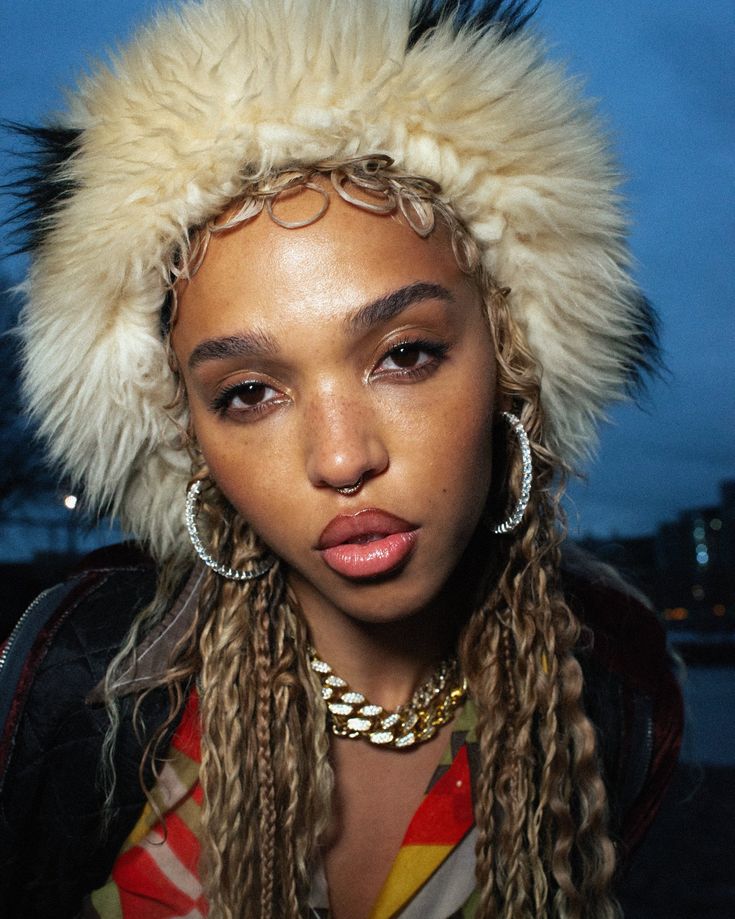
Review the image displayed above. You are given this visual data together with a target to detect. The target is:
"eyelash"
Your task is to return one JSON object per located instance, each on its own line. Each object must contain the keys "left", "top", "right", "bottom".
{"left": 211, "top": 381, "right": 278, "bottom": 418}
{"left": 373, "top": 337, "right": 449, "bottom": 380}
{"left": 210, "top": 337, "right": 449, "bottom": 418}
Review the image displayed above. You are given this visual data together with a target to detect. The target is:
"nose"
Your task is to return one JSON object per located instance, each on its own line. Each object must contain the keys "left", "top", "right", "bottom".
{"left": 304, "top": 386, "right": 389, "bottom": 492}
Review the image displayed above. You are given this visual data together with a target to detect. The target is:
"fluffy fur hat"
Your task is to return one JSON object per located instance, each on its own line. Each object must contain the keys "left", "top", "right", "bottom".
{"left": 13, "top": 0, "right": 656, "bottom": 561}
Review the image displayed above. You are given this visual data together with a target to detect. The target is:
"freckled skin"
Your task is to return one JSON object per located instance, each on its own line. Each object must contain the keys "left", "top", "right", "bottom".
{"left": 173, "top": 188, "right": 498, "bottom": 639}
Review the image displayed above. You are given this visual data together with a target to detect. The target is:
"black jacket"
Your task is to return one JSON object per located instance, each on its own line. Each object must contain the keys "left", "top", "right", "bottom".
{"left": 0, "top": 551, "right": 683, "bottom": 918}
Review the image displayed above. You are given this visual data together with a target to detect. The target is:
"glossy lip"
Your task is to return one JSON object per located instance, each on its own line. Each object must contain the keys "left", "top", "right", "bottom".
{"left": 317, "top": 508, "right": 419, "bottom": 579}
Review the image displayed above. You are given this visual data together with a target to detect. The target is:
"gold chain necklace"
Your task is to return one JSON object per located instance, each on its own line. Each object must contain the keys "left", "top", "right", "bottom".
{"left": 308, "top": 647, "right": 467, "bottom": 749}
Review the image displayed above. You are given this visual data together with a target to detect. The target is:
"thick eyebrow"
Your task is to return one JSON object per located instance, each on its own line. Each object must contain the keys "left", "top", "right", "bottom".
{"left": 345, "top": 282, "right": 454, "bottom": 333}
{"left": 188, "top": 282, "right": 453, "bottom": 369}
{"left": 188, "top": 329, "right": 278, "bottom": 370}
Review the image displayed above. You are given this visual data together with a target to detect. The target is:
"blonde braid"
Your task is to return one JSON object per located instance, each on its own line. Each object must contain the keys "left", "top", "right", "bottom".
{"left": 500, "top": 622, "right": 532, "bottom": 919}
{"left": 269, "top": 594, "right": 301, "bottom": 914}
{"left": 190, "top": 482, "right": 334, "bottom": 917}
{"left": 455, "top": 286, "right": 621, "bottom": 918}
{"left": 461, "top": 602, "right": 504, "bottom": 916}
{"left": 270, "top": 597, "right": 334, "bottom": 908}
{"left": 254, "top": 604, "right": 278, "bottom": 917}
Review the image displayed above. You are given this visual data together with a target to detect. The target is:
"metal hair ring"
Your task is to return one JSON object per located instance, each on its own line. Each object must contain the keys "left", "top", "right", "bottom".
{"left": 185, "top": 480, "right": 275, "bottom": 580}
{"left": 336, "top": 475, "right": 363, "bottom": 496}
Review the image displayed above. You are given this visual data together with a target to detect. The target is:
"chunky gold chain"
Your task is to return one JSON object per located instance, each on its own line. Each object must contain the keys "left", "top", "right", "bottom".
{"left": 308, "top": 648, "right": 467, "bottom": 749}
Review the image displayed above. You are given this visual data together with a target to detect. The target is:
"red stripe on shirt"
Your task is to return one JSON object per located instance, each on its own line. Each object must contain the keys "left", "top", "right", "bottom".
{"left": 401, "top": 744, "right": 474, "bottom": 846}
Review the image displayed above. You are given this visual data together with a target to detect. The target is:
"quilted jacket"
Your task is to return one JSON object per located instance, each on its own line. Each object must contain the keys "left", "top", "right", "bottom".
{"left": 0, "top": 547, "right": 683, "bottom": 918}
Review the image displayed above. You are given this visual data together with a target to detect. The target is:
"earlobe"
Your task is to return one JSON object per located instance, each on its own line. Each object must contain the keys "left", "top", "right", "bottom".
{"left": 496, "top": 389, "right": 513, "bottom": 415}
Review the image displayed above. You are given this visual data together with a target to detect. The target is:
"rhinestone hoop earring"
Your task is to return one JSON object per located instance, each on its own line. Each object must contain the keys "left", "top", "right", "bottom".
{"left": 185, "top": 480, "right": 275, "bottom": 580}
{"left": 492, "top": 412, "right": 532, "bottom": 534}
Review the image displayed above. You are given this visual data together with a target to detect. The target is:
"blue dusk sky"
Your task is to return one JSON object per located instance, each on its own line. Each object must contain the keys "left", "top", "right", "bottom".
{"left": 0, "top": 0, "right": 733, "bottom": 553}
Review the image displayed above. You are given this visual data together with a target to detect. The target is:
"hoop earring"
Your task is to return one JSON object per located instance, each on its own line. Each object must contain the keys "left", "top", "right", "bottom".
{"left": 185, "top": 480, "right": 276, "bottom": 580}
{"left": 492, "top": 412, "right": 532, "bottom": 535}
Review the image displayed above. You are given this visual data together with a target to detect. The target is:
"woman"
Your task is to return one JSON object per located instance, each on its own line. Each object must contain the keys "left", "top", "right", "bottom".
{"left": 0, "top": 1, "right": 682, "bottom": 917}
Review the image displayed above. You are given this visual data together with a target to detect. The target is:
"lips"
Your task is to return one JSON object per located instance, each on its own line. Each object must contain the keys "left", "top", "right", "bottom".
{"left": 317, "top": 508, "right": 419, "bottom": 579}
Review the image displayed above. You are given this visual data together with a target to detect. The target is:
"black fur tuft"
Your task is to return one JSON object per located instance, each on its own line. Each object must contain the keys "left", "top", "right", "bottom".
{"left": 408, "top": 0, "right": 539, "bottom": 49}
{"left": 626, "top": 294, "right": 665, "bottom": 396}
{"left": 1, "top": 122, "right": 82, "bottom": 256}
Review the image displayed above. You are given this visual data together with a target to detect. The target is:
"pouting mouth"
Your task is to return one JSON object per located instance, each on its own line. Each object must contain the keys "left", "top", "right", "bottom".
{"left": 317, "top": 508, "right": 417, "bottom": 551}
{"left": 318, "top": 529, "right": 419, "bottom": 580}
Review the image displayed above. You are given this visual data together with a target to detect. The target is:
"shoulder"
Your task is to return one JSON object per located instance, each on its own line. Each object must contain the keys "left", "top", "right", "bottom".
{"left": 561, "top": 543, "right": 684, "bottom": 857}
{"left": 33, "top": 549, "right": 160, "bottom": 685}
{"left": 562, "top": 543, "right": 675, "bottom": 693}
{"left": 1, "top": 545, "right": 159, "bottom": 777}
{"left": 0, "top": 547, "right": 163, "bottom": 916}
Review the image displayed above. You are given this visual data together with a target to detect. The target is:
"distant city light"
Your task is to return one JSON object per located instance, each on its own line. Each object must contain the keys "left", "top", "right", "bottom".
{"left": 710, "top": 518, "right": 722, "bottom": 531}
{"left": 665, "top": 607, "right": 689, "bottom": 621}
{"left": 693, "top": 526, "right": 706, "bottom": 541}
{"left": 713, "top": 604, "right": 726, "bottom": 617}
{"left": 696, "top": 549, "right": 709, "bottom": 566}
{"left": 63, "top": 494, "right": 78, "bottom": 510}
{"left": 692, "top": 585, "right": 705, "bottom": 601}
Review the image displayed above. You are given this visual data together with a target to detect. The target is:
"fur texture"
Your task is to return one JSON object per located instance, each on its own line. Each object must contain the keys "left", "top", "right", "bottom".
{"left": 16, "top": 0, "right": 656, "bottom": 560}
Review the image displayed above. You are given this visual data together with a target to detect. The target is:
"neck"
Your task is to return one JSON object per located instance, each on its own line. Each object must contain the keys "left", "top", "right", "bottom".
{"left": 302, "top": 603, "right": 456, "bottom": 710}
{"left": 289, "top": 527, "right": 495, "bottom": 711}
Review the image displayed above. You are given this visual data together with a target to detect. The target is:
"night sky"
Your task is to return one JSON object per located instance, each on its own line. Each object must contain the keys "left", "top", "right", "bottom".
{"left": 0, "top": 0, "right": 732, "bottom": 553}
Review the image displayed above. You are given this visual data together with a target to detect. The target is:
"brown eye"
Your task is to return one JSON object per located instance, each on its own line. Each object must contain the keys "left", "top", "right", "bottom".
{"left": 212, "top": 379, "right": 283, "bottom": 417}
{"left": 233, "top": 382, "right": 268, "bottom": 406}
{"left": 388, "top": 344, "right": 422, "bottom": 369}
{"left": 375, "top": 338, "right": 447, "bottom": 377}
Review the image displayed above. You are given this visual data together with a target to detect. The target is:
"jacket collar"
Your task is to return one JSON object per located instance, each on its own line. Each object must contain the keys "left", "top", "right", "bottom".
{"left": 87, "top": 562, "right": 205, "bottom": 703}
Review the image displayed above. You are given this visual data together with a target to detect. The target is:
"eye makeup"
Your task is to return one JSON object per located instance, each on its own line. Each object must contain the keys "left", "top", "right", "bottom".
{"left": 210, "top": 379, "right": 284, "bottom": 418}
{"left": 371, "top": 337, "right": 450, "bottom": 381}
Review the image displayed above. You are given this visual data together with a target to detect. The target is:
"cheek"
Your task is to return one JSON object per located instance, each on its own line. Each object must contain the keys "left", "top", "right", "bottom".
{"left": 188, "top": 406, "right": 281, "bottom": 517}
{"left": 399, "top": 369, "right": 496, "bottom": 516}
{"left": 203, "top": 448, "right": 301, "bottom": 553}
{"left": 440, "top": 397, "right": 494, "bottom": 505}
{"left": 190, "top": 422, "right": 319, "bottom": 569}
{"left": 442, "top": 357, "right": 496, "bottom": 514}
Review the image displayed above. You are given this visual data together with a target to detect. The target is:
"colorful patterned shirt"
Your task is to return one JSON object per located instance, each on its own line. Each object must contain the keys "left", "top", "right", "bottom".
{"left": 85, "top": 691, "right": 480, "bottom": 919}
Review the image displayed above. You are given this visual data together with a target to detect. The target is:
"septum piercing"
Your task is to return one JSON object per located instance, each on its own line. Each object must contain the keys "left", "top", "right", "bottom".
{"left": 336, "top": 475, "right": 363, "bottom": 496}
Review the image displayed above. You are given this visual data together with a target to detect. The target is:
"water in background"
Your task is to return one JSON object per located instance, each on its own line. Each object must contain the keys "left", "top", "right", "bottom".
{"left": 679, "top": 666, "right": 735, "bottom": 765}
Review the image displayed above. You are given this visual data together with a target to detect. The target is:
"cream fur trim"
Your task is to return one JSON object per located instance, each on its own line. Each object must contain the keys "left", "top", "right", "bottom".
{"left": 20, "top": 0, "right": 650, "bottom": 561}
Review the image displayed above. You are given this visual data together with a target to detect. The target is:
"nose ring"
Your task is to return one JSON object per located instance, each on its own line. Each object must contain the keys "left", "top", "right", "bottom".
{"left": 336, "top": 475, "right": 363, "bottom": 496}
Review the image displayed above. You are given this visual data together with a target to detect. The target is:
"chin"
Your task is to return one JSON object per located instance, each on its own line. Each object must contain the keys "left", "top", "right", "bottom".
{"left": 339, "top": 599, "right": 429, "bottom": 626}
{"left": 327, "top": 568, "right": 450, "bottom": 625}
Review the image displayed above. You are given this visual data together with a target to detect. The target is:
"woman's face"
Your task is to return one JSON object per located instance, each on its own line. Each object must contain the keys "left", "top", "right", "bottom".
{"left": 173, "top": 185, "right": 498, "bottom": 625}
